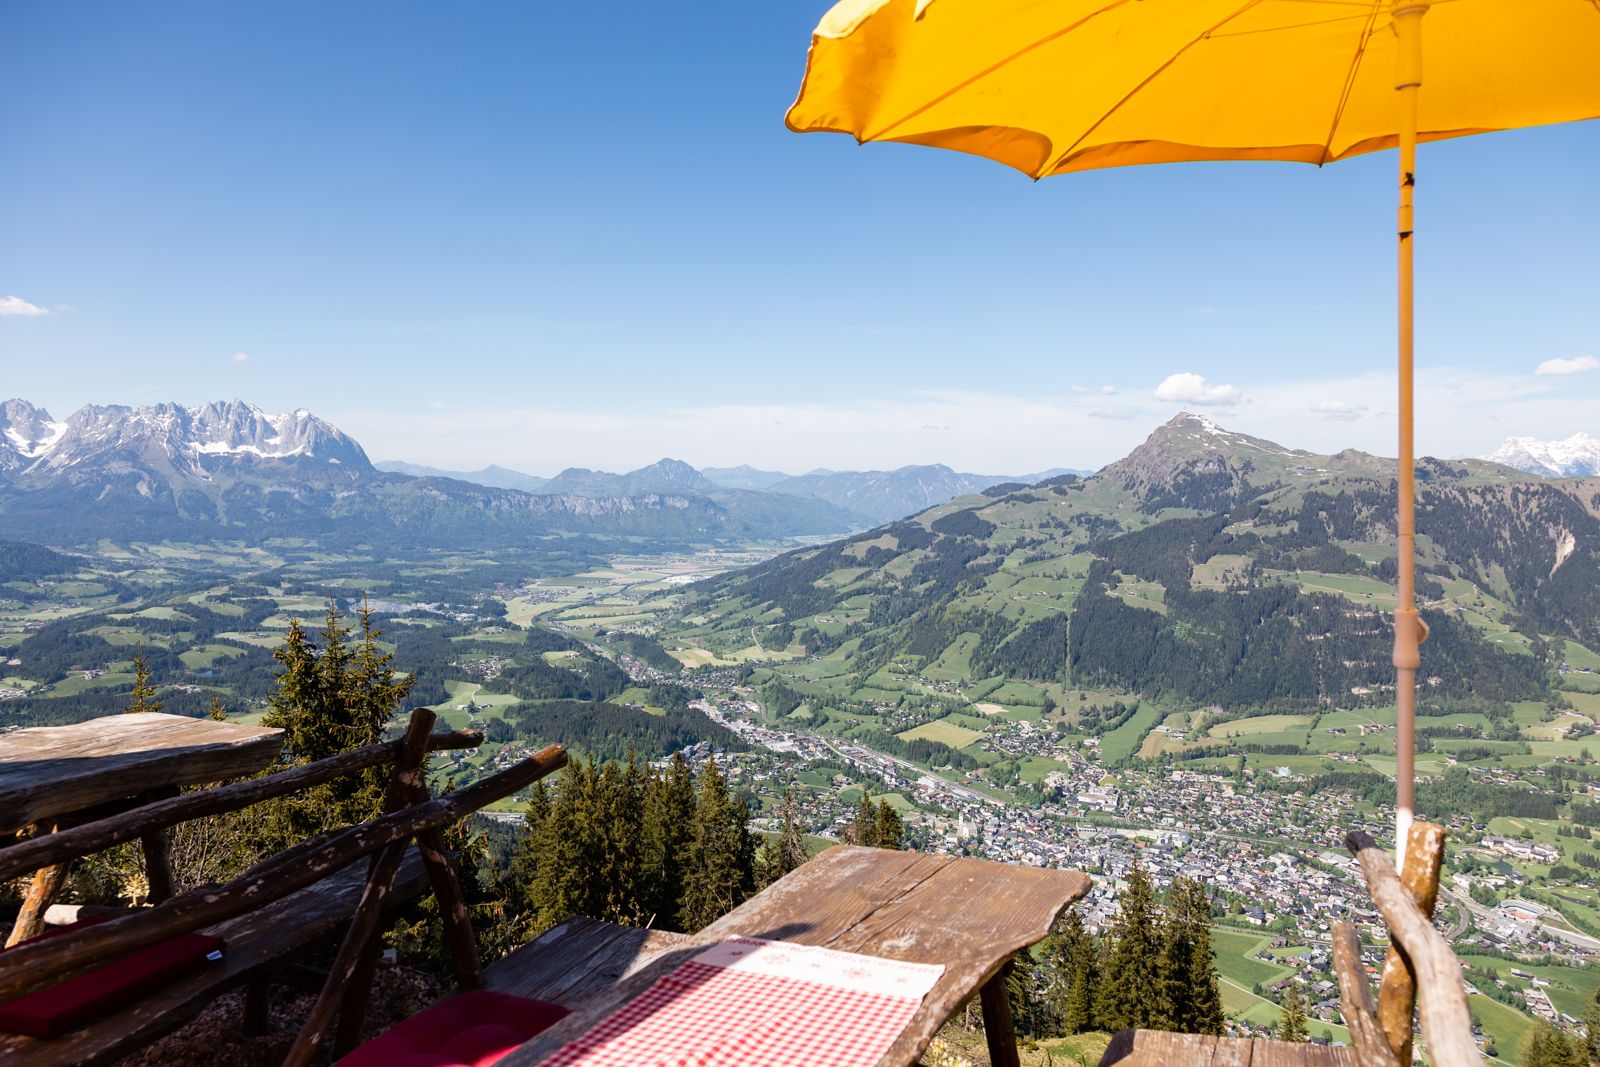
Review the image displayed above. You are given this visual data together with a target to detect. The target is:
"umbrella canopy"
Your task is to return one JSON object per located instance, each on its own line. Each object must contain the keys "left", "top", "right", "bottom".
{"left": 786, "top": 0, "right": 1600, "bottom": 867}
{"left": 786, "top": 0, "right": 1599, "bottom": 177}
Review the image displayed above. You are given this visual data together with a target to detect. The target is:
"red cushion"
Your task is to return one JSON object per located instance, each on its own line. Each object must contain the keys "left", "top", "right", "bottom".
{"left": 335, "top": 990, "right": 570, "bottom": 1067}
{"left": 0, "top": 921, "right": 225, "bottom": 1038}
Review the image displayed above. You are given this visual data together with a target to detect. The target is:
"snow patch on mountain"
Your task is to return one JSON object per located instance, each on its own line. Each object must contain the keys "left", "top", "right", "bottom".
{"left": 1481, "top": 433, "right": 1600, "bottom": 478}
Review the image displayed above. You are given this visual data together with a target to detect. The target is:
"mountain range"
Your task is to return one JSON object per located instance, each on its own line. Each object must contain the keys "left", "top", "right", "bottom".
{"left": 663, "top": 412, "right": 1600, "bottom": 713}
{"left": 0, "top": 400, "right": 851, "bottom": 548}
{"left": 378, "top": 458, "right": 1086, "bottom": 525}
{"left": 1481, "top": 433, "right": 1600, "bottom": 478}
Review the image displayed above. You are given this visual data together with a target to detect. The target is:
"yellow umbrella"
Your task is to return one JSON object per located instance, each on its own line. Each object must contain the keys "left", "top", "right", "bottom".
{"left": 786, "top": 0, "right": 1600, "bottom": 866}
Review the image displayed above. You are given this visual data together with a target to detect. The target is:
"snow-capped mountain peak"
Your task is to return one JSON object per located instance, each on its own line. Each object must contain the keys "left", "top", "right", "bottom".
{"left": 0, "top": 400, "right": 67, "bottom": 467}
{"left": 1481, "top": 433, "right": 1600, "bottom": 478}
{"left": 0, "top": 398, "right": 371, "bottom": 477}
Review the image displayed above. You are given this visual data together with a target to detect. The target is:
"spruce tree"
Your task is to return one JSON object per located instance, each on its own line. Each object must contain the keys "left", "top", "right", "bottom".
{"left": 1162, "top": 878, "right": 1223, "bottom": 1035}
{"left": 758, "top": 790, "right": 809, "bottom": 887}
{"left": 260, "top": 601, "right": 414, "bottom": 838}
{"left": 1100, "top": 864, "right": 1168, "bottom": 1031}
{"left": 1041, "top": 909, "right": 1097, "bottom": 1035}
{"left": 125, "top": 647, "right": 163, "bottom": 714}
{"left": 505, "top": 779, "right": 553, "bottom": 928}
{"left": 1584, "top": 986, "right": 1600, "bottom": 1066}
{"left": 679, "top": 757, "right": 755, "bottom": 932}
{"left": 873, "top": 800, "right": 904, "bottom": 850}
{"left": 593, "top": 755, "right": 646, "bottom": 924}
{"left": 525, "top": 759, "right": 601, "bottom": 933}
{"left": 640, "top": 752, "right": 696, "bottom": 928}
{"left": 1275, "top": 982, "right": 1309, "bottom": 1043}
{"left": 845, "top": 789, "right": 879, "bottom": 847}
{"left": 1524, "top": 1021, "right": 1584, "bottom": 1067}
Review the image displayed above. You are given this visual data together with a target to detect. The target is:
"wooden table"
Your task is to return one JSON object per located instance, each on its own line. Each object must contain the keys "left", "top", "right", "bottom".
{"left": 1099, "top": 1030, "right": 1360, "bottom": 1066}
{"left": 0, "top": 712, "right": 283, "bottom": 945}
{"left": 499, "top": 846, "right": 1091, "bottom": 1067}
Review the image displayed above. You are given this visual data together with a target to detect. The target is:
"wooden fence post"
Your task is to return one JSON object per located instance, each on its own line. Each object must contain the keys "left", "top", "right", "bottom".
{"left": 320, "top": 709, "right": 437, "bottom": 1059}
{"left": 1377, "top": 821, "right": 1446, "bottom": 1064}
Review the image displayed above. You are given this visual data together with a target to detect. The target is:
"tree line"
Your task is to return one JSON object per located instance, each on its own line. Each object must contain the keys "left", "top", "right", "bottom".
{"left": 1008, "top": 866, "right": 1224, "bottom": 1040}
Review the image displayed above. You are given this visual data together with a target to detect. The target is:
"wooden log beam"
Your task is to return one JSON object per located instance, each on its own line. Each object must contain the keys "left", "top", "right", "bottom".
{"left": 1345, "top": 830, "right": 1481, "bottom": 1066}
{"left": 328, "top": 708, "right": 438, "bottom": 1058}
{"left": 1331, "top": 922, "right": 1401, "bottom": 1067}
{"left": 0, "top": 744, "right": 565, "bottom": 1002}
{"left": 289, "top": 841, "right": 410, "bottom": 1066}
{"left": 0, "top": 728, "right": 482, "bottom": 884}
{"left": 5, "top": 860, "right": 72, "bottom": 948}
{"left": 1377, "top": 821, "right": 1446, "bottom": 1064}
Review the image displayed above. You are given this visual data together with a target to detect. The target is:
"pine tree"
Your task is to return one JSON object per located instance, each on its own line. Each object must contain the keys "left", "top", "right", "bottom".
{"left": 505, "top": 779, "right": 553, "bottom": 928}
{"left": 1006, "top": 950, "right": 1051, "bottom": 1038}
{"left": 593, "top": 755, "right": 646, "bottom": 925}
{"left": 1040, "top": 909, "right": 1097, "bottom": 1035}
{"left": 844, "top": 789, "right": 879, "bottom": 847}
{"left": 260, "top": 601, "right": 415, "bottom": 840}
{"left": 758, "top": 790, "right": 809, "bottom": 887}
{"left": 679, "top": 757, "right": 755, "bottom": 932}
{"left": 1584, "top": 986, "right": 1600, "bottom": 1066}
{"left": 1525, "top": 1021, "right": 1584, "bottom": 1067}
{"left": 1100, "top": 864, "right": 1168, "bottom": 1031}
{"left": 640, "top": 752, "right": 696, "bottom": 928}
{"left": 1275, "top": 982, "right": 1309, "bottom": 1043}
{"left": 124, "top": 647, "right": 163, "bottom": 714}
{"left": 873, "top": 800, "right": 904, "bottom": 850}
{"left": 206, "top": 695, "right": 227, "bottom": 721}
{"left": 524, "top": 759, "right": 601, "bottom": 932}
{"left": 1162, "top": 877, "right": 1224, "bottom": 1035}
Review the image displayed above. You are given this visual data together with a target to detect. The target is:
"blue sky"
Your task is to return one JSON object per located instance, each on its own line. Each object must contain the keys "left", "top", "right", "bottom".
{"left": 3, "top": 1, "right": 1596, "bottom": 474}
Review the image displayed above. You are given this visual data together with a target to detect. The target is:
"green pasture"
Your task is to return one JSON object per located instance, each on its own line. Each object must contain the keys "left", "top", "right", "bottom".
{"left": 1100, "top": 702, "right": 1165, "bottom": 764}
{"left": 898, "top": 718, "right": 986, "bottom": 749}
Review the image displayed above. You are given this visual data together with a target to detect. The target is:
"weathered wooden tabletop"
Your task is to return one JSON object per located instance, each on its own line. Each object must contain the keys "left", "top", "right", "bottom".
{"left": 1099, "top": 1030, "right": 1361, "bottom": 1066}
{"left": 499, "top": 845, "right": 1091, "bottom": 1067}
{"left": 0, "top": 712, "right": 284, "bottom": 834}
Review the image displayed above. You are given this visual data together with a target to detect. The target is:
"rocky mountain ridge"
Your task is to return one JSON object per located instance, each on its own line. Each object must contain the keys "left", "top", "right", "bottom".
{"left": 1482, "top": 432, "right": 1600, "bottom": 478}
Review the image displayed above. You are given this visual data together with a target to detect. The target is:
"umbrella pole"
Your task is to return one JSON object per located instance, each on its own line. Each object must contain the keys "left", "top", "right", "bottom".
{"left": 1392, "top": 2, "right": 1429, "bottom": 869}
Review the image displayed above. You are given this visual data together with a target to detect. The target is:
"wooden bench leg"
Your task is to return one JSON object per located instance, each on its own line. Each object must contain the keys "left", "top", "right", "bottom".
{"left": 333, "top": 931, "right": 385, "bottom": 1055}
{"left": 979, "top": 963, "right": 1021, "bottom": 1067}
{"left": 244, "top": 979, "right": 271, "bottom": 1036}
{"left": 416, "top": 828, "right": 483, "bottom": 989}
{"left": 141, "top": 829, "right": 175, "bottom": 905}
{"left": 6, "top": 860, "right": 72, "bottom": 947}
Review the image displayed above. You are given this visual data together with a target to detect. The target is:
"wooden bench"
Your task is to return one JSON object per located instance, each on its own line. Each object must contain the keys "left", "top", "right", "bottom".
{"left": 0, "top": 708, "right": 569, "bottom": 1067}
{"left": 0, "top": 850, "right": 429, "bottom": 1067}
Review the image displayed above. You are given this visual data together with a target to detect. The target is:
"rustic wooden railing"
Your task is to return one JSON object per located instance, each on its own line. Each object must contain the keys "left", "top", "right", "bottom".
{"left": 0, "top": 707, "right": 568, "bottom": 1067}
{"left": 0, "top": 726, "right": 480, "bottom": 885}
{"left": 1332, "top": 823, "right": 1481, "bottom": 1066}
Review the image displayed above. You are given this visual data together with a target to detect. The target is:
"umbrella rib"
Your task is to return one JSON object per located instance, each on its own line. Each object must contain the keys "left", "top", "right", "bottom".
{"left": 1040, "top": 0, "right": 1266, "bottom": 177}
{"left": 864, "top": 0, "right": 1134, "bottom": 143}
{"left": 1318, "top": 1, "right": 1384, "bottom": 165}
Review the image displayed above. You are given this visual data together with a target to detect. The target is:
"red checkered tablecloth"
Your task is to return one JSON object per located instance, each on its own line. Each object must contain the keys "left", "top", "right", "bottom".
{"left": 535, "top": 937, "right": 944, "bottom": 1067}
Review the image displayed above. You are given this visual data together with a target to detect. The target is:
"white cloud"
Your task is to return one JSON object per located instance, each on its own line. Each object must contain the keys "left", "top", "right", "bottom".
{"left": 1535, "top": 355, "right": 1599, "bottom": 376}
{"left": 0, "top": 295, "right": 50, "bottom": 317}
{"left": 230, "top": 352, "right": 252, "bottom": 365}
{"left": 1310, "top": 400, "right": 1368, "bottom": 421}
{"left": 328, "top": 365, "right": 1599, "bottom": 478}
{"left": 1154, "top": 372, "right": 1242, "bottom": 406}
{"left": 1071, "top": 385, "right": 1117, "bottom": 395}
